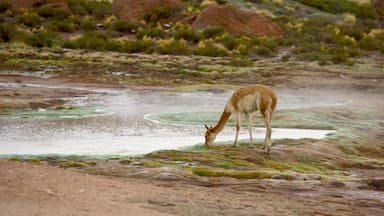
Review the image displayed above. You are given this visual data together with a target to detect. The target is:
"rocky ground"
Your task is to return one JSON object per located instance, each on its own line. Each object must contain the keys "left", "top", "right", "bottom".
{"left": 0, "top": 47, "right": 383, "bottom": 215}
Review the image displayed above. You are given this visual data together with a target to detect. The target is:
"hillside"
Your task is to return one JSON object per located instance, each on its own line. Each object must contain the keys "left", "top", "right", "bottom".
{"left": 0, "top": 0, "right": 383, "bottom": 65}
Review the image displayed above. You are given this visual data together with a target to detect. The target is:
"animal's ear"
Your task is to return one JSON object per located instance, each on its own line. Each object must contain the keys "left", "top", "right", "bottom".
{"left": 205, "top": 124, "right": 209, "bottom": 130}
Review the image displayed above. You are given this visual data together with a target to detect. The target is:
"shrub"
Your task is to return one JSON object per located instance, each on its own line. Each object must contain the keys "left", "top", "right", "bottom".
{"left": 359, "top": 34, "right": 384, "bottom": 51}
{"left": 111, "top": 20, "right": 137, "bottom": 33}
{"left": 121, "top": 39, "right": 155, "bottom": 53}
{"left": 105, "top": 39, "right": 123, "bottom": 51}
{"left": 0, "top": 23, "right": 18, "bottom": 42}
{"left": 75, "top": 31, "right": 107, "bottom": 50}
{"left": 228, "top": 57, "right": 253, "bottom": 67}
{"left": 219, "top": 34, "right": 240, "bottom": 50}
{"left": 17, "top": 13, "right": 42, "bottom": 27}
{"left": 173, "top": 27, "right": 202, "bottom": 43}
{"left": 250, "top": 37, "right": 278, "bottom": 56}
{"left": 66, "top": 0, "right": 112, "bottom": 19}
{"left": 26, "top": 30, "right": 61, "bottom": 48}
{"left": 47, "top": 20, "right": 76, "bottom": 33}
{"left": 34, "top": 6, "right": 71, "bottom": 20}
{"left": 202, "top": 27, "right": 225, "bottom": 39}
{"left": 330, "top": 47, "right": 349, "bottom": 64}
{"left": 135, "top": 27, "right": 163, "bottom": 39}
{"left": 62, "top": 39, "right": 78, "bottom": 49}
{"left": 143, "top": 6, "right": 177, "bottom": 25}
{"left": 155, "top": 39, "right": 191, "bottom": 55}
{"left": 0, "top": 1, "right": 11, "bottom": 13}
{"left": 298, "top": 0, "right": 375, "bottom": 19}
{"left": 194, "top": 41, "right": 229, "bottom": 57}
{"left": 339, "top": 25, "right": 364, "bottom": 40}
{"left": 80, "top": 17, "right": 97, "bottom": 31}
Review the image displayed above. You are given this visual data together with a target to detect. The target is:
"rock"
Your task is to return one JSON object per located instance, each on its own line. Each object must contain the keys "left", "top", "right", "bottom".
{"left": 327, "top": 180, "right": 346, "bottom": 188}
{"left": 112, "top": 0, "right": 186, "bottom": 23}
{"left": 191, "top": 4, "right": 282, "bottom": 38}
{"left": 119, "top": 159, "right": 133, "bottom": 165}
{"left": 373, "top": 0, "right": 384, "bottom": 26}
{"left": 366, "top": 178, "right": 384, "bottom": 191}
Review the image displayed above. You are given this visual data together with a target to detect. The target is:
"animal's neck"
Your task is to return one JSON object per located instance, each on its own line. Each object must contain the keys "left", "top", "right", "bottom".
{"left": 212, "top": 107, "right": 231, "bottom": 134}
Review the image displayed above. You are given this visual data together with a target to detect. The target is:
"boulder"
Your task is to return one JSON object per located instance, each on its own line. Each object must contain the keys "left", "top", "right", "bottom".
{"left": 373, "top": 0, "right": 384, "bottom": 26}
{"left": 192, "top": 4, "right": 282, "bottom": 38}
{"left": 112, "top": 0, "right": 186, "bottom": 23}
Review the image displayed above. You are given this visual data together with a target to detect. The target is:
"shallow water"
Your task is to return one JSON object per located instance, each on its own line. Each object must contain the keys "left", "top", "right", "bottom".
{"left": 0, "top": 86, "right": 340, "bottom": 156}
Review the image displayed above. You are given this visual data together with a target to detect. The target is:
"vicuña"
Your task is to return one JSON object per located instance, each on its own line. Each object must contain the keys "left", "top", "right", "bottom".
{"left": 204, "top": 84, "right": 277, "bottom": 153}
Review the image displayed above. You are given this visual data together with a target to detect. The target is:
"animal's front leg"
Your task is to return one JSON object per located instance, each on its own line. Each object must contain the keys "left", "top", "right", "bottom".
{"left": 233, "top": 112, "right": 241, "bottom": 147}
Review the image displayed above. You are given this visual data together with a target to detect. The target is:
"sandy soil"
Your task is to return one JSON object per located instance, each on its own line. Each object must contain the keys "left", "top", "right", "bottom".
{"left": 1, "top": 160, "right": 383, "bottom": 216}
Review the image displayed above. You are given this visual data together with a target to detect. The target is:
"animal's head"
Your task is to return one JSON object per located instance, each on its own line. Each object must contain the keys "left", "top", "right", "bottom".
{"left": 204, "top": 125, "right": 216, "bottom": 146}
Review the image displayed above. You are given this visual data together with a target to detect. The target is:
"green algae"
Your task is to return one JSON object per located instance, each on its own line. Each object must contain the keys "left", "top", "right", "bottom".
{"left": 192, "top": 167, "right": 277, "bottom": 179}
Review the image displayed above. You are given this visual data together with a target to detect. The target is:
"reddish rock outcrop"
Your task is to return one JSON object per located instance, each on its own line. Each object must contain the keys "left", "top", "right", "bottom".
{"left": 192, "top": 4, "right": 282, "bottom": 38}
{"left": 373, "top": 0, "right": 384, "bottom": 26}
{"left": 113, "top": 0, "right": 186, "bottom": 22}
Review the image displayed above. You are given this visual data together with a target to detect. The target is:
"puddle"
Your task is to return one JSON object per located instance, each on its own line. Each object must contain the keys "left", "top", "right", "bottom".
{"left": 0, "top": 87, "right": 339, "bottom": 156}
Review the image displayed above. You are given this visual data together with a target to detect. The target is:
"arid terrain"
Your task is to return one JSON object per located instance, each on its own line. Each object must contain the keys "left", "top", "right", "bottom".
{"left": 0, "top": 47, "right": 383, "bottom": 215}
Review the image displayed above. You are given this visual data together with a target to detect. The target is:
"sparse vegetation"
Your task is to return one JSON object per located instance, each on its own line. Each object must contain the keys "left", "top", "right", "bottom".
{"left": 0, "top": 0, "right": 381, "bottom": 63}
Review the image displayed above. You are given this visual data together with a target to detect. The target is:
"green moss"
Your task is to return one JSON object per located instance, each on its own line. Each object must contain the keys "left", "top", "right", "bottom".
{"left": 263, "top": 160, "right": 348, "bottom": 176}
{"left": 192, "top": 167, "right": 277, "bottom": 179}
{"left": 60, "top": 161, "right": 90, "bottom": 168}
{"left": 5, "top": 58, "right": 71, "bottom": 66}
{"left": 141, "top": 160, "right": 165, "bottom": 168}
{"left": 348, "top": 155, "right": 384, "bottom": 168}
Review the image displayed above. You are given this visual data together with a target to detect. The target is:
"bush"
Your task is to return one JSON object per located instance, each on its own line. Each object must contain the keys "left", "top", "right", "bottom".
{"left": 17, "top": 13, "right": 42, "bottom": 27}
{"left": 135, "top": 27, "right": 163, "bottom": 39}
{"left": 219, "top": 35, "right": 240, "bottom": 50}
{"left": 81, "top": 17, "right": 97, "bottom": 31}
{"left": 298, "top": 0, "right": 375, "bottom": 19}
{"left": 250, "top": 37, "right": 278, "bottom": 56}
{"left": 143, "top": 6, "right": 177, "bottom": 25}
{"left": 34, "top": 6, "right": 71, "bottom": 20}
{"left": 0, "top": 23, "right": 18, "bottom": 42}
{"left": 26, "top": 31, "right": 61, "bottom": 48}
{"left": 47, "top": 20, "right": 76, "bottom": 33}
{"left": 111, "top": 20, "right": 137, "bottom": 33}
{"left": 105, "top": 40, "right": 123, "bottom": 51}
{"left": 194, "top": 42, "right": 229, "bottom": 57}
{"left": 75, "top": 31, "right": 107, "bottom": 50}
{"left": 202, "top": 27, "right": 225, "bottom": 39}
{"left": 66, "top": 0, "right": 112, "bottom": 19}
{"left": 0, "top": 1, "right": 11, "bottom": 13}
{"left": 228, "top": 57, "right": 253, "bottom": 67}
{"left": 155, "top": 39, "right": 190, "bottom": 55}
{"left": 359, "top": 34, "right": 384, "bottom": 51}
{"left": 330, "top": 47, "right": 349, "bottom": 64}
{"left": 121, "top": 40, "right": 155, "bottom": 53}
{"left": 173, "top": 27, "right": 202, "bottom": 43}
{"left": 62, "top": 39, "right": 78, "bottom": 49}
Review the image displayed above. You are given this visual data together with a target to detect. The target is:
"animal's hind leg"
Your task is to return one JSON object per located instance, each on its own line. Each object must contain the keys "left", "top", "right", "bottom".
{"left": 262, "top": 111, "right": 272, "bottom": 153}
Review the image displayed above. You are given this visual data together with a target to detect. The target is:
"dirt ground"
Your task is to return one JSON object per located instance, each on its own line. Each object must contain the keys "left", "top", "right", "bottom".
{"left": 1, "top": 159, "right": 383, "bottom": 216}
{"left": 0, "top": 48, "right": 383, "bottom": 215}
